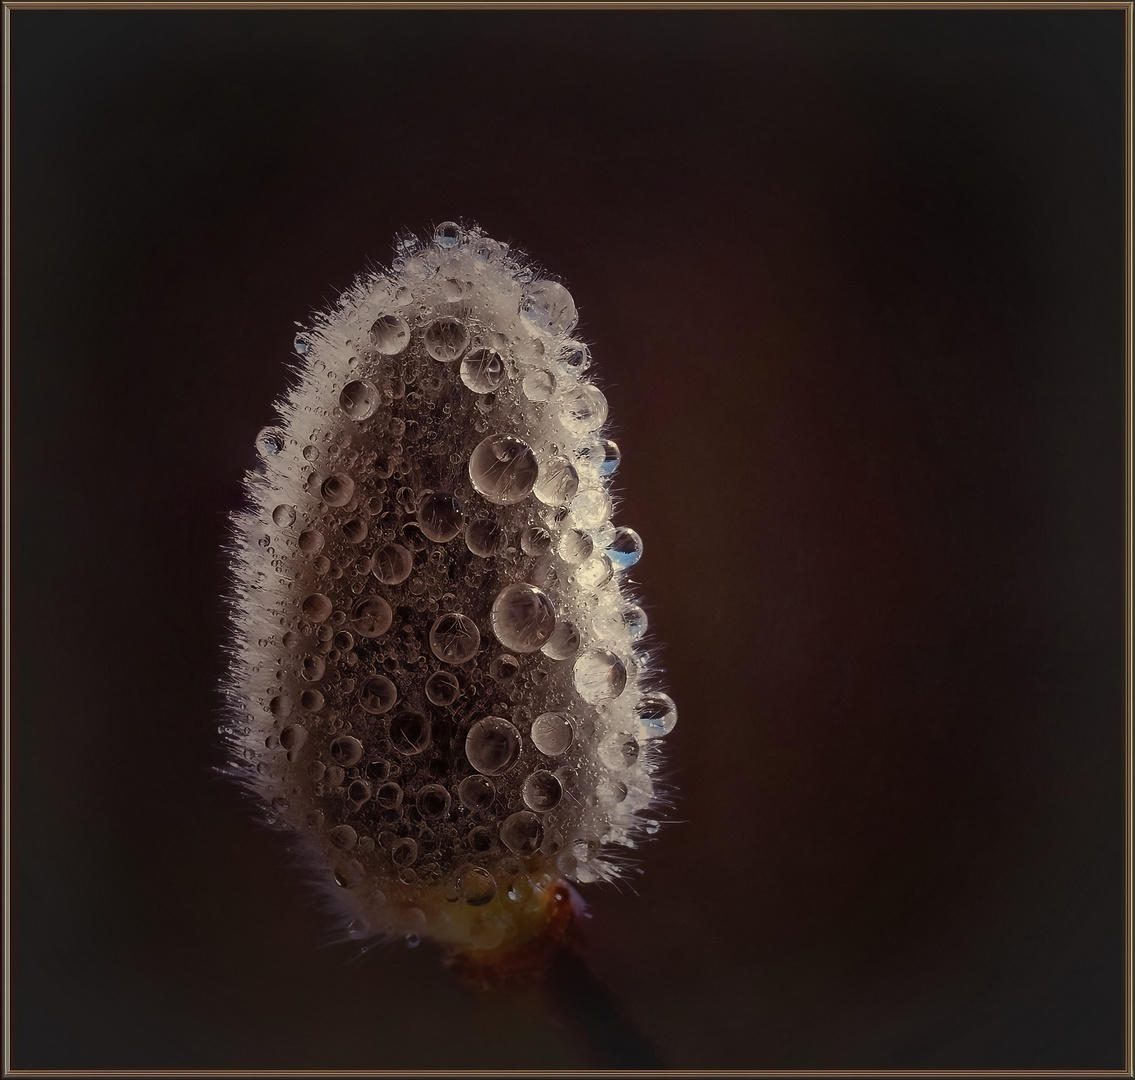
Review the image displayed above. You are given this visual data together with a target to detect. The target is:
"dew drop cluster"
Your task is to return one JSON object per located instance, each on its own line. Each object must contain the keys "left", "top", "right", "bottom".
{"left": 225, "top": 222, "right": 674, "bottom": 953}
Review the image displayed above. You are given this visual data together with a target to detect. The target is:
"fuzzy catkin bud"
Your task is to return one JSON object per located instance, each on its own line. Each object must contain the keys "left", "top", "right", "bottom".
{"left": 224, "top": 222, "right": 676, "bottom": 960}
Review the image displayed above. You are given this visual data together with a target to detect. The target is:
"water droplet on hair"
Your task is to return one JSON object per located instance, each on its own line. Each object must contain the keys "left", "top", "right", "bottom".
{"left": 429, "top": 612, "right": 480, "bottom": 664}
{"left": 423, "top": 316, "right": 470, "bottom": 362}
{"left": 465, "top": 716, "right": 521, "bottom": 775}
{"left": 574, "top": 649, "right": 627, "bottom": 703}
{"left": 340, "top": 379, "right": 380, "bottom": 421}
{"left": 460, "top": 348, "right": 505, "bottom": 393}
{"left": 369, "top": 314, "right": 410, "bottom": 355}
{"left": 490, "top": 583, "right": 556, "bottom": 653}
{"left": 417, "top": 492, "right": 463, "bottom": 542}
{"left": 468, "top": 434, "right": 538, "bottom": 505}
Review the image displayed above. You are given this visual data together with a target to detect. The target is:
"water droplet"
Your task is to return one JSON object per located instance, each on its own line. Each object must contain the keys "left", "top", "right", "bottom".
{"left": 522, "top": 770, "right": 563, "bottom": 812}
{"left": 272, "top": 504, "right": 297, "bottom": 528}
{"left": 460, "top": 348, "right": 506, "bottom": 393}
{"left": 389, "top": 712, "right": 431, "bottom": 755}
{"left": 557, "top": 528, "right": 593, "bottom": 564}
{"left": 375, "top": 782, "right": 403, "bottom": 809}
{"left": 458, "top": 774, "right": 496, "bottom": 811}
{"left": 636, "top": 691, "right": 677, "bottom": 738}
{"left": 372, "top": 543, "right": 413, "bottom": 585}
{"left": 429, "top": 612, "right": 481, "bottom": 664}
{"left": 534, "top": 456, "right": 580, "bottom": 506}
{"left": 329, "top": 736, "right": 364, "bottom": 768}
{"left": 624, "top": 604, "right": 648, "bottom": 640}
{"left": 519, "top": 281, "right": 577, "bottom": 336}
{"left": 334, "top": 859, "right": 365, "bottom": 888}
{"left": 417, "top": 492, "right": 463, "bottom": 542}
{"left": 468, "top": 434, "right": 539, "bottom": 505}
{"left": 600, "top": 439, "right": 621, "bottom": 475}
{"left": 340, "top": 379, "right": 380, "bottom": 421}
{"left": 576, "top": 553, "right": 613, "bottom": 589}
{"left": 465, "top": 518, "right": 506, "bottom": 558}
{"left": 499, "top": 811, "right": 543, "bottom": 855}
{"left": 603, "top": 527, "right": 641, "bottom": 571}
{"left": 322, "top": 474, "right": 355, "bottom": 508}
{"left": 541, "top": 620, "right": 581, "bottom": 661}
{"left": 391, "top": 837, "right": 418, "bottom": 867}
{"left": 279, "top": 724, "right": 307, "bottom": 754}
{"left": 330, "top": 824, "right": 358, "bottom": 850}
{"left": 459, "top": 866, "right": 496, "bottom": 906}
{"left": 301, "top": 655, "right": 325, "bottom": 681}
{"left": 294, "top": 333, "right": 313, "bottom": 356}
{"left": 302, "top": 593, "right": 333, "bottom": 623}
{"left": 561, "top": 383, "right": 608, "bottom": 435}
{"left": 416, "top": 784, "right": 452, "bottom": 820}
{"left": 256, "top": 426, "right": 285, "bottom": 458}
{"left": 425, "top": 670, "right": 461, "bottom": 706}
{"left": 489, "top": 654, "right": 520, "bottom": 682}
{"left": 522, "top": 368, "right": 556, "bottom": 402}
{"left": 342, "top": 518, "right": 369, "bottom": 544}
{"left": 490, "top": 583, "right": 556, "bottom": 653}
{"left": 423, "top": 316, "right": 470, "bottom": 362}
{"left": 570, "top": 488, "right": 612, "bottom": 530}
{"left": 465, "top": 716, "right": 521, "bottom": 775}
{"left": 303, "top": 443, "right": 321, "bottom": 462}
{"left": 531, "top": 712, "right": 574, "bottom": 756}
{"left": 599, "top": 731, "right": 640, "bottom": 770}
{"left": 351, "top": 595, "right": 393, "bottom": 637}
{"left": 574, "top": 649, "right": 627, "bottom": 703}
{"left": 521, "top": 525, "right": 552, "bottom": 556}
{"left": 298, "top": 529, "right": 324, "bottom": 554}
{"left": 359, "top": 674, "right": 398, "bottom": 714}
{"left": 559, "top": 340, "right": 590, "bottom": 371}
{"left": 434, "top": 221, "right": 462, "bottom": 248}
{"left": 369, "top": 314, "right": 410, "bottom": 355}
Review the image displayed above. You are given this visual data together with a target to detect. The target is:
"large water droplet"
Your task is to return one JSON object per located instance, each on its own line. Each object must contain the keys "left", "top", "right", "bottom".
{"left": 534, "top": 456, "right": 580, "bottom": 506}
{"left": 340, "top": 379, "right": 380, "bottom": 421}
{"left": 468, "top": 434, "right": 538, "bottom": 505}
{"left": 372, "top": 543, "right": 413, "bottom": 584}
{"left": 499, "top": 811, "right": 542, "bottom": 855}
{"left": 635, "top": 691, "right": 677, "bottom": 738}
{"left": 272, "top": 504, "right": 297, "bottom": 527}
{"left": 465, "top": 716, "right": 521, "bottom": 775}
{"left": 390, "top": 712, "right": 431, "bottom": 755}
{"left": 522, "top": 770, "right": 563, "bottom": 812}
{"left": 359, "top": 675, "right": 398, "bottom": 714}
{"left": 351, "top": 595, "right": 392, "bottom": 637}
{"left": 321, "top": 474, "right": 355, "bottom": 507}
{"left": 459, "top": 866, "right": 496, "bottom": 906}
{"left": 574, "top": 649, "right": 627, "bottom": 703}
{"left": 541, "top": 620, "right": 581, "bottom": 661}
{"left": 423, "top": 316, "right": 469, "bottom": 362}
{"left": 465, "top": 518, "right": 506, "bottom": 558}
{"left": 424, "top": 670, "right": 461, "bottom": 707}
{"left": 302, "top": 593, "right": 333, "bottom": 623}
{"left": 458, "top": 774, "right": 495, "bottom": 811}
{"left": 605, "top": 526, "right": 643, "bottom": 570}
{"left": 417, "top": 492, "right": 463, "bottom": 542}
{"left": 560, "top": 383, "right": 608, "bottom": 435}
{"left": 490, "top": 583, "right": 556, "bottom": 653}
{"left": 519, "top": 281, "right": 577, "bottom": 336}
{"left": 369, "top": 314, "right": 410, "bottom": 355}
{"left": 429, "top": 612, "right": 481, "bottom": 664}
{"left": 460, "top": 348, "right": 506, "bottom": 393}
{"left": 530, "top": 712, "right": 574, "bottom": 756}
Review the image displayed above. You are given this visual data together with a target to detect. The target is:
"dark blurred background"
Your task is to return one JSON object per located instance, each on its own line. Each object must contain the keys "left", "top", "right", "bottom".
{"left": 9, "top": 8, "right": 1127, "bottom": 1071}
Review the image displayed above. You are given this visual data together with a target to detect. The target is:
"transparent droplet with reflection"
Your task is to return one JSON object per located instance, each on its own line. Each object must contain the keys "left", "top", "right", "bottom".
{"left": 468, "top": 434, "right": 539, "bottom": 505}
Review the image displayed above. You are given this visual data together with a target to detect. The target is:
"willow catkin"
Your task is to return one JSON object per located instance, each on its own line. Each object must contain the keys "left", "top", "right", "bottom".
{"left": 223, "top": 222, "right": 676, "bottom": 968}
